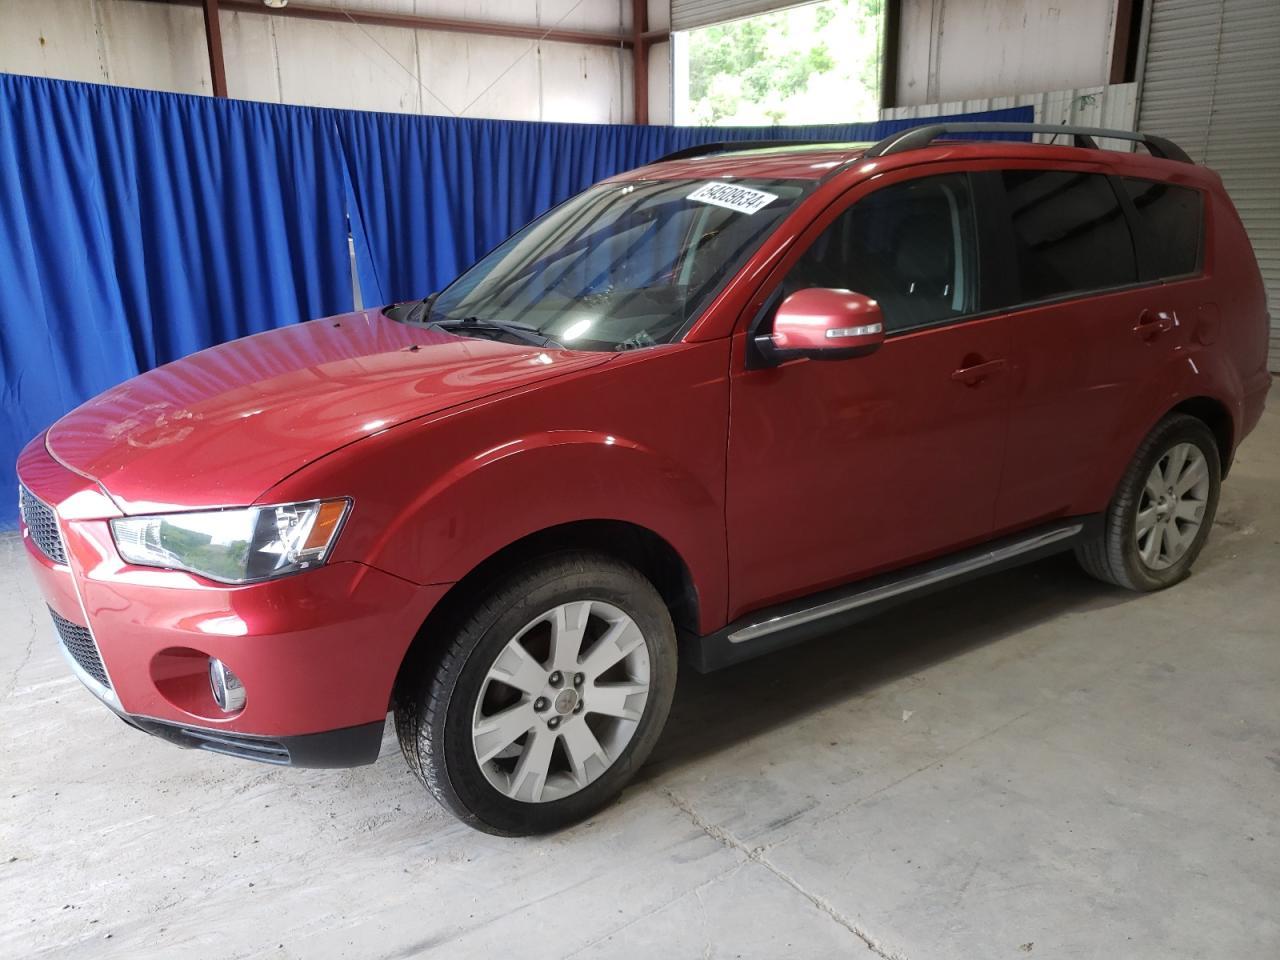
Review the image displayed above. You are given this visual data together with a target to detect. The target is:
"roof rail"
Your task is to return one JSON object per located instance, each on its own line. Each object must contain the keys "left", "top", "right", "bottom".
{"left": 864, "top": 122, "right": 1193, "bottom": 164}
{"left": 653, "top": 140, "right": 834, "bottom": 164}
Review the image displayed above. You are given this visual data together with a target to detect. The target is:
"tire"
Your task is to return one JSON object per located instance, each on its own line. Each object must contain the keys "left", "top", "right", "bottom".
{"left": 1075, "top": 413, "right": 1221, "bottom": 591}
{"left": 394, "top": 552, "right": 677, "bottom": 836}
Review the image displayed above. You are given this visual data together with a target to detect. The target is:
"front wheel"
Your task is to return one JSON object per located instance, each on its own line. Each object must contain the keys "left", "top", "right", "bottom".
{"left": 395, "top": 553, "right": 677, "bottom": 835}
{"left": 1075, "top": 413, "right": 1221, "bottom": 591}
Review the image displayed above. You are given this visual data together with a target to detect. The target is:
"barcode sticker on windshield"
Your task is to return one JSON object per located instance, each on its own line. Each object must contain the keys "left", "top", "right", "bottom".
{"left": 687, "top": 182, "right": 778, "bottom": 215}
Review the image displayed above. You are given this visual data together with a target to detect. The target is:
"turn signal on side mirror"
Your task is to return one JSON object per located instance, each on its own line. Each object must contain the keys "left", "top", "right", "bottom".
{"left": 755, "top": 288, "right": 886, "bottom": 366}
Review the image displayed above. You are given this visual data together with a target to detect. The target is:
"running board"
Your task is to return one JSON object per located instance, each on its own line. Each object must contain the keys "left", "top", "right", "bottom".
{"left": 686, "top": 517, "right": 1096, "bottom": 673}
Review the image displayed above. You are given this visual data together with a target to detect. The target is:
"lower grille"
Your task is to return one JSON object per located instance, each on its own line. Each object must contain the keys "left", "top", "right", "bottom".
{"left": 50, "top": 608, "right": 111, "bottom": 689}
{"left": 20, "top": 485, "right": 67, "bottom": 564}
{"left": 175, "top": 728, "right": 291, "bottom": 765}
{"left": 123, "top": 718, "right": 291, "bottom": 764}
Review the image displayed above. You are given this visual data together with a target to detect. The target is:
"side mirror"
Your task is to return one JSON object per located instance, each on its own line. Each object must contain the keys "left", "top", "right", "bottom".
{"left": 753, "top": 288, "right": 885, "bottom": 366}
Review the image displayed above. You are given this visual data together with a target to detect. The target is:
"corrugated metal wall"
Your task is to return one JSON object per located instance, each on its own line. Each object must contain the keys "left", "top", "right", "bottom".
{"left": 0, "top": 0, "right": 633, "bottom": 122}
{"left": 882, "top": 82, "right": 1140, "bottom": 151}
{"left": 1138, "top": 0, "right": 1280, "bottom": 369}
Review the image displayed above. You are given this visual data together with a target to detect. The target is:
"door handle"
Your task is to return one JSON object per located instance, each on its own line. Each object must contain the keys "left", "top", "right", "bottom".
{"left": 1133, "top": 309, "right": 1176, "bottom": 339}
{"left": 951, "top": 358, "right": 1007, "bottom": 386}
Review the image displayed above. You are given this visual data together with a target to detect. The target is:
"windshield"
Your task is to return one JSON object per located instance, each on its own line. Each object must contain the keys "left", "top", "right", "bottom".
{"left": 426, "top": 178, "right": 812, "bottom": 351}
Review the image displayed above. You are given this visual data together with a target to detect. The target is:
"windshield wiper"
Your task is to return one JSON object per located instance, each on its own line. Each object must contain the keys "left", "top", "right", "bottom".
{"left": 431, "top": 316, "right": 564, "bottom": 349}
{"left": 383, "top": 293, "right": 437, "bottom": 326}
{"left": 399, "top": 293, "right": 438, "bottom": 326}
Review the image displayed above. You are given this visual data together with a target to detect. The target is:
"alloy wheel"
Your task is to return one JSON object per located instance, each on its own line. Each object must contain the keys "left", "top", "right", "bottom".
{"left": 1135, "top": 441, "right": 1210, "bottom": 571}
{"left": 471, "top": 600, "right": 651, "bottom": 803}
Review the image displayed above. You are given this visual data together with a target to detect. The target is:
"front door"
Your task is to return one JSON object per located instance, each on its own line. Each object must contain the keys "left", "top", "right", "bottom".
{"left": 725, "top": 171, "right": 1013, "bottom": 621}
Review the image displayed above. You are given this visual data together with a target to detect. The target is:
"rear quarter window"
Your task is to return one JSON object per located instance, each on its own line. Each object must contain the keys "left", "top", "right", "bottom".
{"left": 1121, "top": 178, "right": 1203, "bottom": 279}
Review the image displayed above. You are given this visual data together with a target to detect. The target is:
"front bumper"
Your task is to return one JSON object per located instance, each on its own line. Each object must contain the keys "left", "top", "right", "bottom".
{"left": 17, "top": 436, "right": 445, "bottom": 765}
{"left": 117, "top": 713, "right": 386, "bottom": 767}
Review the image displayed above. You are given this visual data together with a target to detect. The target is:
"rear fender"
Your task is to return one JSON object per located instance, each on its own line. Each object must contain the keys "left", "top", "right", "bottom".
{"left": 1082, "top": 346, "right": 1241, "bottom": 510}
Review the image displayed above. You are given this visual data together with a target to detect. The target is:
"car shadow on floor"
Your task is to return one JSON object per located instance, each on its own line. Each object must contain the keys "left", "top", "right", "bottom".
{"left": 640, "top": 553, "right": 1140, "bottom": 779}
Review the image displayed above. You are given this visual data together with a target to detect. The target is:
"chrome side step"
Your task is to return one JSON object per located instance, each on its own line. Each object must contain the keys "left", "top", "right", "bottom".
{"left": 729, "top": 523, "right": 1082, "bottom": 644}
{"left": 686, "top": 517, "right": 1094, "bottom": 673}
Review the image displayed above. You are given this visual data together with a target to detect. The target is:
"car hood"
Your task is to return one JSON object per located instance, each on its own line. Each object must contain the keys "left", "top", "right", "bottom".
{"left": 46, "top": 310, "right": 610, "bottom": 514}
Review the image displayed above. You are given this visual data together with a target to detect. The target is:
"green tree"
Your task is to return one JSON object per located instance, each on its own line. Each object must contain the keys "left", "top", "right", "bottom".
{"left": 682, "top": 0, "right": 884, "bottom": 127}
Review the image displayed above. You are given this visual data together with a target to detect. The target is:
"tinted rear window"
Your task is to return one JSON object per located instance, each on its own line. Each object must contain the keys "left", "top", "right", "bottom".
{"left": 1122, "top": 178, "right": 1203, "bottom": 278}
{"left": 1001, "top": 170, "right": 1137, "bottom": 302}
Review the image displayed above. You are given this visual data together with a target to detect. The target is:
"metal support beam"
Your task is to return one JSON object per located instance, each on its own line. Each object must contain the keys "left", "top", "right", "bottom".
{"left": 1109, "top": 0, "right": 1138, "bottom": 84}
{"left": 202, "top": 0, "right": 228, "bottom": 97}
{"left": 880, "top": 0, "right": 900, "bottom": 110}
{"left": 148, "top": 0, "right": 633, "bottom": 49}
{"left": 172, "top": 0, "right": 665, "bottom": 119}
{"left": 631, "top": 0, "right": 654, "bottom": 125}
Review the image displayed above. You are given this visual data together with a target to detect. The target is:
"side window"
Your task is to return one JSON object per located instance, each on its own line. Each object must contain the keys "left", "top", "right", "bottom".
{"left": 1122, "top": 178, "right": 1203, "bottom": 278}
{"left": 781, "top": 173, "right": 978, "bottom": 333}
{"left": 1000, "top": 169, "right": 1137, "bottom": 302}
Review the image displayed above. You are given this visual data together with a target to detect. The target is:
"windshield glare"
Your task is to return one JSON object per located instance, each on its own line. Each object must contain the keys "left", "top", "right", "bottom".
{"left": 429, "top": 178, "right": 811, "bottom": 351}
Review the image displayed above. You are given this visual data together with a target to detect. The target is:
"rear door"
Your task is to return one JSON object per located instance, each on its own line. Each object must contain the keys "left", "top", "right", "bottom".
{"left": 982, "top": 165, "right": 1197, "bottom": 531}
{"left": 724, "top": 169, "right": 1013, "bottom": 618}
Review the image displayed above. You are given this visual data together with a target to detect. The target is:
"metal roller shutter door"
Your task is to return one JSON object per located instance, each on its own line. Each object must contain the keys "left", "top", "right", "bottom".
{"left": 671, "top": 0, "right": 805, "bottom": 32}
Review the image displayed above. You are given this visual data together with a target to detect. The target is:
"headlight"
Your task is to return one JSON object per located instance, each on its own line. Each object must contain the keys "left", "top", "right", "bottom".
{"left": 110, "top": 499, "right": 351, "bottom": 584}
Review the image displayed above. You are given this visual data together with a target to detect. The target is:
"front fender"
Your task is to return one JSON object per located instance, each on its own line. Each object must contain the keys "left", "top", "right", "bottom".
{"left": 262, "top": 342, "right": 732, "bottom": 634}
{"left": 383, "top": 429, "right": 722, "bottom": 610}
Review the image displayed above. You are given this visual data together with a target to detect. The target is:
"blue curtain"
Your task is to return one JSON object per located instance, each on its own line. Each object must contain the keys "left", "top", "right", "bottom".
{"left": 0, "top": 75, "right": 353, "bottom": 521}
{"left": 0, "top": 71, "right": 1032, "bottom": 524}
{"left": 335, "top": 108, "right": 1035, "bottom": 306}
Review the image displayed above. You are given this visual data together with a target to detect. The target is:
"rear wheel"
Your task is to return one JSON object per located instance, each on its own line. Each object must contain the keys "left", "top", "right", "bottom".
{"left": 395, "top": 553, "right": 677, "bottom": 835}
{"left": 1075, "top": 413, "right": 1221, "bottom": 591}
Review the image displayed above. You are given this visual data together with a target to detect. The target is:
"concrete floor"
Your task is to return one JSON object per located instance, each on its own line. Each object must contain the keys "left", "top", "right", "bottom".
{"left": 3, "top": 388, "right": 1277, "bottom": 960}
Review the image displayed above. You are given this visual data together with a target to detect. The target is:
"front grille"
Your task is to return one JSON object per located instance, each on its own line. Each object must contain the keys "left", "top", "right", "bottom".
{"left": 50, "top": 608, "right": 111, "bottom": 689}
{"left": 20, "top": 485, "right": 67, "bottom": 564}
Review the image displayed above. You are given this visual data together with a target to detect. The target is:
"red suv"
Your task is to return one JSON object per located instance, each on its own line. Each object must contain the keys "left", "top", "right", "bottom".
{"left": 17, "top": 123, "right": 1271, "bottom": 835}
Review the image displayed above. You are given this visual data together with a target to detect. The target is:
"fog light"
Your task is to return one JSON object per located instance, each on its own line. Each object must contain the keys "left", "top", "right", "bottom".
{"left": 209, "top": 658, "right": 246, "bottom": 713}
